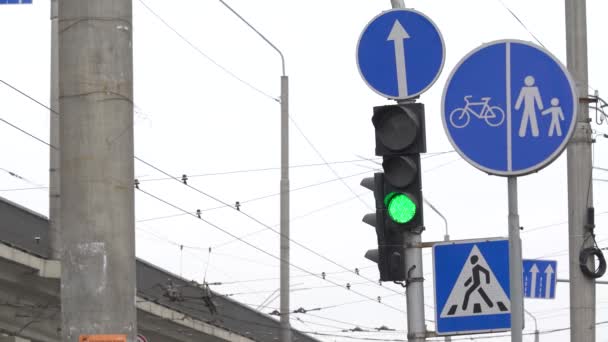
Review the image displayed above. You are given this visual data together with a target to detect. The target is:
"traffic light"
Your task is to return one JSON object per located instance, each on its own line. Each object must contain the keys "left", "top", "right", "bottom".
{"left": 373, "top": 103, "right": 425, "bottom": 232}
{"left": 361, "top": 173, "right": 405, "bottom": 281}
{"left": 362, "top": 103, "right": 426, "bottom": 282}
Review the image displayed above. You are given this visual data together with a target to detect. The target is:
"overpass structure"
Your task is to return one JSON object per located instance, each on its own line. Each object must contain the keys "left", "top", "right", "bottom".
{"left": 0, "top": 196, "right": 322, "bottom": 342}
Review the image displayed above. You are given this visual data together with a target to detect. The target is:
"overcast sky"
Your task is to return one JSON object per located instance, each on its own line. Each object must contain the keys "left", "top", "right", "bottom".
{"left": 1, "top": 1, "right": 608, "bottom": 341}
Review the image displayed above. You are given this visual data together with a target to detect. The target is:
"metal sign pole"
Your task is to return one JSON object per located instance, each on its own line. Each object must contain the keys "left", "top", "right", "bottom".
{"left": 508, "top": 177, "right": 523, "bottom": 342}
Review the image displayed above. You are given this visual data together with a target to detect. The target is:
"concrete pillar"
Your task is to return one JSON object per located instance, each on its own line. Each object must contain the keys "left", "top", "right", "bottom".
{"left": 58, "top": 0, "right": 137, "bottom": 340}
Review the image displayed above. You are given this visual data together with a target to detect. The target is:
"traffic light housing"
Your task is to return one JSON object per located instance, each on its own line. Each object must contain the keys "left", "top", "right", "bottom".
{"left": 362, "top": 173, "right": 405, "bottom": 281}
{"left": 374, "top": 103, "right": 425, "bottom": 232}
{"left": 362, "top": 103, "right": 426, "bottom": 282}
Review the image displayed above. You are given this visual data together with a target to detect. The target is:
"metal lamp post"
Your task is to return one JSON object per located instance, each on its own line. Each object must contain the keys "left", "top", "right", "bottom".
{"left": 218, "top": 2, "right": 291, "bottom": 341}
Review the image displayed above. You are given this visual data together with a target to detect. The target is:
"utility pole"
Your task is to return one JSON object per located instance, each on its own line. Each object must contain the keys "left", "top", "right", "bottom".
{"left": 49, "top": 0, "right": 60, "bottom": 260}
{"left": 565, "top": 1, "right": 595, "bottom": 341}
{"left": 58, "top": 1, "right": 137, "bottom": 340}
{"left": 217, "top": 2, "right": 291, "bottom": 341}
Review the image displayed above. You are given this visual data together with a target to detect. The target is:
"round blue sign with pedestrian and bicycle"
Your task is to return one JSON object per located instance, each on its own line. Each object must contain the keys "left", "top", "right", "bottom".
{"left": 357, "top": 9, "right": 445, "bottom": 100}
{"left": 442, "top": 40, "right": 578, "bottom": 176}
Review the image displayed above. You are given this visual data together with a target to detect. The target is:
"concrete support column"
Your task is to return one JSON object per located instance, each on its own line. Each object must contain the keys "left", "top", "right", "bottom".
{"left": 58, "top": 1, "right": 137, "bottom": 340}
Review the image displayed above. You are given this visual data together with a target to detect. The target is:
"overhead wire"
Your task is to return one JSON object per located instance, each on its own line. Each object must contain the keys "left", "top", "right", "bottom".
{"left": 0, "top": 110, "right": 423, "bottom": 317}
{"left": 0, "top": 79, "right": 432, "bottom": 311}
{"left": 135, "top": 157, "right": 413, "bottom": 300}
{"left": 495, "top": 0, "right": 546, "bottom": 48}
{"left": 139, "top": 292, "right": 421, "bottom": 342}
{"left": 139, "top": 288, "right": 404, "bottom": 339}
{"left": 211, "top": 191, "right": 369, "bottom": 249}
{"left": 288, "top": 117, "right": 372, "bottom": 210}
{"left": 0, "top": 117, "right": 56, "bottom": 149}
{"left": 0, "top": 81, "right": 410, "bottom": 309}
{"left": 175, "top": 169, "right": 370, "bottom": 213}
{"left": 136, "top": 186, "right": 407, "bottom": 314}
{"left": 135, "top": 0, "right": 278, "bottom": 102}
{"left": 138, "top": 158, "right": 384, "bottom": 182}
{"left": 217, "top": 265, "right": 376, "bottom": 285}
{"left": 137, "top": 171, "right": 370, "bottom": 223}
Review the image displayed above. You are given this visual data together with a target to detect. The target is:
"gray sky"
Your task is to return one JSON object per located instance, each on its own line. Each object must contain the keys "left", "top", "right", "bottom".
{"left": 1, "top": 1, "right": 608, "bottom": 341}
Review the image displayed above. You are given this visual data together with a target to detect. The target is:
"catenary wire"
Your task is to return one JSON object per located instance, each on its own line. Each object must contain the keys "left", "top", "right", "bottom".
{"left": 136, "top": 186, "right": 407, "bottom": 314}
{"left": 3, "top": 112, "right": 384, "bottom": 294}
{"left": 288, "top": 116, "right": 372, "bottom": 210}
{"left": 0, "top": 105, "right": 422, "bottom": 315}
{"left": 0, "top": 117, "right": 57, "bottom": 150}
{"left": 136, "top": 0, "right": 278, "bottom": 102}
{"left": 211, "top": 191, "right": 368, "bottom": 249}
{"left": 138, "top": 151, "right": 450, "bottom": 183}
{"left": 138, "top": 158, "right": 384, "bottom": 182}
{"left": 135, "top": 157, "right": 426, "bottom": 309}
{"left": 495, "top": 0, "right": 546, "bottom": 48}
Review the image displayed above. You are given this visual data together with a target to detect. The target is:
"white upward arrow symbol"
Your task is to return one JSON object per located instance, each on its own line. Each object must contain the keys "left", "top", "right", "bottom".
{"left": 529, "top": 264, "right": 539, "bottom": 298}
{"left": 387, "top": 20, "right": 410, "bottom": 98}
{"left": 544, "top": 264, "right": 554, "bottom": 298}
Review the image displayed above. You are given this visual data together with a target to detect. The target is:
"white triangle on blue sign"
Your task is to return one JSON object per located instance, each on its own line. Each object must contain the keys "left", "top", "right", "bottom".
{"left": 440, "top": 245, "right": 510, "bottom": 318}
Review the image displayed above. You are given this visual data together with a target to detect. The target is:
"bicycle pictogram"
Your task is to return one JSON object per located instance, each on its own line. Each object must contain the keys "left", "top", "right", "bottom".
{"left": 449, "top": 96, "right": 505, "bottom": 128}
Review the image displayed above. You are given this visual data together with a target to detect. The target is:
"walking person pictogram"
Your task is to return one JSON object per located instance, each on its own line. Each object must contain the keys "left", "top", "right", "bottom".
{"left": 462, "top": 255, "right": 493, "bottom": 311}
{"left": 440, "top": 245, "right": 510, "bottom": 318}
{"left": 515, "top": 75, "right": 544, "bottom": 137}
{"left": 541, "top": 98, "right": 565, "bottom": 137}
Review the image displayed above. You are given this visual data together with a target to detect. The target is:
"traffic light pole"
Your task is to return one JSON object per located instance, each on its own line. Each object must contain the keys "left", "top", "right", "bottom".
{"left": 404, "top": 230, "right": 427, "bottom": 342}
{"left": 508, "top": 177, "right": 523, "bottom": 342}
{"left": 389, "top": 2, "right": 427, "bottom": 341}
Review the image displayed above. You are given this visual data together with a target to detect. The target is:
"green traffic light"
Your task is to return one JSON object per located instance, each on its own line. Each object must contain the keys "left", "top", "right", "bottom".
{"left": 385, "top": 192, "right": 416, "bottom": 224}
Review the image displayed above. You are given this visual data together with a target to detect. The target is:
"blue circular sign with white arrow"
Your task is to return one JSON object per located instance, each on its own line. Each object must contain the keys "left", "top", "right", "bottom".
{"left": 357, "top": 9, "right": 445, "bottom": 100}
{"left": 442, "top": 40, "right": 578, "bottom": 176}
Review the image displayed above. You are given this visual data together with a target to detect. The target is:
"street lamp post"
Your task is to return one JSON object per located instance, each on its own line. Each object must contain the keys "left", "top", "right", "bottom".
{"left": 423, "top": 198, "right": 449, "bottom": 243}
{"left": 218, "top": 2, "right": 291, "bottom": 341}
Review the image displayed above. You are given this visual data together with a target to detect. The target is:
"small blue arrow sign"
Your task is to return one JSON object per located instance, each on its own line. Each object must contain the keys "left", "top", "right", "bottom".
{"left": 442, "top": 40, "right": 577, "bottom": 176}
{"left": 357, "top": 9, "right": 445, "bottom": 100}
{"left": 522, "top": 259, "right": 557, "bottom": 299}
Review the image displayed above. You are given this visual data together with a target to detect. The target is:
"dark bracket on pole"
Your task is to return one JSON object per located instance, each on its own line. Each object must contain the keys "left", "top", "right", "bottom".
{"left": 585, "top": 207, "right": 595, "bottom": 231}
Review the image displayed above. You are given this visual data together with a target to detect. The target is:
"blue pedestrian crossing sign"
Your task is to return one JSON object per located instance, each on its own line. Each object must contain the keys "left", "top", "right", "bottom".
{"left": 523, "top": 259, "right": 557, "bottom": 299}
{"left": 356, "top": 9, "right": 445, "bottom": 100}
{"left": 442, "top": 40, "right": 577, "bottom": 176}
{"left": 433, "top": 238, "right": 510, "bottom": 335}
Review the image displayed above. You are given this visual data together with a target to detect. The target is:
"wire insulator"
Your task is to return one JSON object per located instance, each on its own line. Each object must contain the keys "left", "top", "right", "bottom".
{"left": 579, "top": 247, "right": 607, "bottom": 279}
